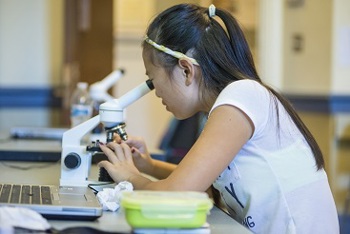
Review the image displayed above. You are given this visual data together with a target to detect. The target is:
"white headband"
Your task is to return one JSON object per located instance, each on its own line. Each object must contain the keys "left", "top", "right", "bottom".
{"left": 144, "top": 36, "right": 200, "bottom": 66}
{"left": 209, "top": 4, "right": 216, "bottom": 18}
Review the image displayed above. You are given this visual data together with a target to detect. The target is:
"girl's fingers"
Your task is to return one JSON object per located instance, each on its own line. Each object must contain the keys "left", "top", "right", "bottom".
{"left": 99, "top": 143, "right": 120, "bottom": 164}
{"left": 113, "top": 133, "right": 122, "bottom": 143}
{"left": 101, "top": 142, "right": 133, "bottom": 162}
{"left": 107, "top": 142, "right": 125, "bottom": 160}
{"left": 120, "top": 142, "right": 133, "bottom": 162}
{"left": 130, "top": 147, "right": 141, "bottom": 158}
{"left": 98, "top": 160, "right": 111, "bottom": 170}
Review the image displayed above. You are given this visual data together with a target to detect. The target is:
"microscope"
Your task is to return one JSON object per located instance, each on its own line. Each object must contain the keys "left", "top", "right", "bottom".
{"left": 60, "top": 72, "right": 154, "bottom": 187}
{"left": 89, "top": 69, "right": 124, "bottom": 102}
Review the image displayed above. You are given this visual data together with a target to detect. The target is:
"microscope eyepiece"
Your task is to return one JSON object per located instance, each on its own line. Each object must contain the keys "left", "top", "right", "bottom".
{"left": 146, "top": 79, "right": 154, "bottom": 90}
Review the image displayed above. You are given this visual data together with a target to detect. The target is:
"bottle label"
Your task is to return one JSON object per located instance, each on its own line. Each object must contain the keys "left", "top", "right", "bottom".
{"left": 71, "top": 104, "right": 92, "bottom": 116}
{"left": 70, "top": 104, "right": 93, "bottom": 127}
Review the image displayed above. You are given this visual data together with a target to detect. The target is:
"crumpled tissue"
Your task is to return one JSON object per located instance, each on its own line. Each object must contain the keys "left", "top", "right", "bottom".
{"left": 97, "top": 181, "right": 133, "bottom": 211}
{"left": 0, "top": 206, "right": 51, "bottom": 232}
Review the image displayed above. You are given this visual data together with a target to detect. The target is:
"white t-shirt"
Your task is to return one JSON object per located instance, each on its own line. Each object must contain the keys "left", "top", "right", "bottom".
{"left": 210, "top": 80, "right": 339, "bottom": 234}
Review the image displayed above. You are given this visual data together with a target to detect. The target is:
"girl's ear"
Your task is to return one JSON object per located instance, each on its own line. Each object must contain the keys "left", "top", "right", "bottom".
{"left": 178, "top": 58, "right": 195, "bottom": 86}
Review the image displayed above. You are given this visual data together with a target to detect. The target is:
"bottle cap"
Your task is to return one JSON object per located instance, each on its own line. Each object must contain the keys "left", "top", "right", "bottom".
{"left": 77, "top": 82, "right": 88, "bottom": 90}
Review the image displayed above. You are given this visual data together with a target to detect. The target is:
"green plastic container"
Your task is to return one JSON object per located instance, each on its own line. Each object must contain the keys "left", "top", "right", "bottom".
{"left": 121, "top": 191, "right": 213, "bottom": 229}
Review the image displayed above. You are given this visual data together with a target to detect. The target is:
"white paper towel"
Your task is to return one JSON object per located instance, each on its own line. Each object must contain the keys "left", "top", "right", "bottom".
{"left": 0, "top": 206, "right": 51, "bottom": 232}
{"left": 96, "top": 181, "right": 133, "bottom": 211}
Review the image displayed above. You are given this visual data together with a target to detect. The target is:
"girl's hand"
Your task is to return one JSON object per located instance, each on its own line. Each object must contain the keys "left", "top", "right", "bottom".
{"left": 124, "top": 136, "right": 155, "bottom": 175}
{"left": 98, "top": 142, "right": 141, "bottom": 183}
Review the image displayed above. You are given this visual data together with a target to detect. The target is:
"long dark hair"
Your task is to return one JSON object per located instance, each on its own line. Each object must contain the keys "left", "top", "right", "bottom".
{"left": 143, "top": 4, "right": 324, "bottom": 170}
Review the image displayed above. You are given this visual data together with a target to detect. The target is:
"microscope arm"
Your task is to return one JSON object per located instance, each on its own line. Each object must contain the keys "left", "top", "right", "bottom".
{"left": 89, "top": 69, "right": 124, "bottom": 102}
{"left": 60, "top": 115, "right": 101, "bottom": 186}
{"left": 62, "top": 115, "right": 100, "bottom": 147}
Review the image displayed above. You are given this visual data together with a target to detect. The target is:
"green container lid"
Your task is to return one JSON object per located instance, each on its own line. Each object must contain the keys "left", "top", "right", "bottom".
{"left": 121, "top": 191, "right": 213, "bottom": 229}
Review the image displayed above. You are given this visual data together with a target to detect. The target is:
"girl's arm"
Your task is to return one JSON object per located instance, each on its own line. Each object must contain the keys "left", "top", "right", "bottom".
{"left": 99, "top": 104, "right": 253, "bottom": 191}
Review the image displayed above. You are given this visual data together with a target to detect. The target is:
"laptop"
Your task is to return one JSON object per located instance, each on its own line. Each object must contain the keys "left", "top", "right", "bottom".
{"left": 0, "top": 183, "right": 103, "bottom": 220}
{"left": 9, "top": 126, "right": 68, "bottom": 140}
{"left": 0, "top": 127, "right": 66, "bottom": 162}
{"left": 0, "top": 139, "right": 61, "bottom": 162}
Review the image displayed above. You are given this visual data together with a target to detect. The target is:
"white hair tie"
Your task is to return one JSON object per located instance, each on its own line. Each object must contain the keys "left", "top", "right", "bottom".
{"left": 209, "top": 4, "right": 216, "bottom": 18}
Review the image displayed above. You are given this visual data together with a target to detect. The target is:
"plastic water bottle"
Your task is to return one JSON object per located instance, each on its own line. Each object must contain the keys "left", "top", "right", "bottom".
{"left": 70, "top": 82, "right": 93, "bottom": 128}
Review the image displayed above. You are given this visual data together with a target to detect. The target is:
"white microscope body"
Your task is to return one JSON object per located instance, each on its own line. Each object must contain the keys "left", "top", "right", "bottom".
{"left": 60, "top": 75, "right": 154, "bottom": 187}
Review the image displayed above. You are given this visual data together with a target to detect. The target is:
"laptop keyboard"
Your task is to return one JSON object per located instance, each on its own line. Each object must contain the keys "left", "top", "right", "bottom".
{"left": 0, "top": 184, "right": 52, "bottom": 205}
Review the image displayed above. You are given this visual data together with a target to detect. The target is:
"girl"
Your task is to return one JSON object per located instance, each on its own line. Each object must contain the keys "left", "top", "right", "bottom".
{"left": 99, "top": 4, "right": 339, "bottom": 233}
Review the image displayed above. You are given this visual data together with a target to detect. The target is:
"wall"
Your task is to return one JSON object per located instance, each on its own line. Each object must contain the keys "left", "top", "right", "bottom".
{"left": 258, "top": 0, "right": 283, "bottom": 89}
{"left": 283, "top": 0, "right": 332, "bottom": 94}
{"left": 0, "top": 0, "right": 61, "bottom": 87}
{"left": 332, "top": 0, "right": 350, "bottom": 94}
{"left": 331, "top": 0, "right": 350, "bottom": 210}
{"left": 0, "top": 0, "right": 63, "bottom": 131}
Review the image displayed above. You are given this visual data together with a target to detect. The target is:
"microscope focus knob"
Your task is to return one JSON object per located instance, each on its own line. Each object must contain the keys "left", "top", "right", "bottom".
{"left": 64, "top": 153, "right": 81, "bottom": 169}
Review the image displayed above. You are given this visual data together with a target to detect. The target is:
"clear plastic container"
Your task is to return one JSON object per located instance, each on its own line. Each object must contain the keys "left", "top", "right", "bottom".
{"left": 70, "top": 82, "right": 93, "bottom": 128}
{"left": 121, "top": 191, "right": 213, "bottom": 229}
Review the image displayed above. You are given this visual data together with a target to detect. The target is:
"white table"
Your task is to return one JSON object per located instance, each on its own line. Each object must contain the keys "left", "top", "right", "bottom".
{"left": 0, "top": 146, "right": 251, "bottom": 233}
